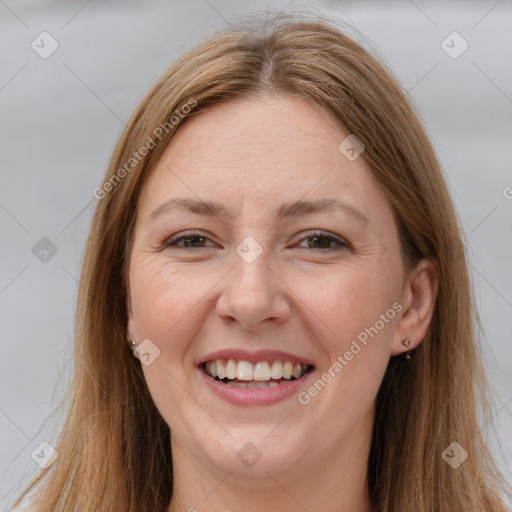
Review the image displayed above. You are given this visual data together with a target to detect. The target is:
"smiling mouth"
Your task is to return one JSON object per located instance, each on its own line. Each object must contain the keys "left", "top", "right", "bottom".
{"left": 201, "top": 359, "right": 314, "bottom": 389}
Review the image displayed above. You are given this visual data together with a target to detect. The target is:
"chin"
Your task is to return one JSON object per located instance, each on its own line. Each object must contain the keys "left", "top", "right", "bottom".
{"left": 196, "top": 426, "right": 308, "bottom": 480}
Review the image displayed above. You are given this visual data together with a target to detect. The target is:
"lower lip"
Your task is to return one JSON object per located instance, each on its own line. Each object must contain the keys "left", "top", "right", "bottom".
{"left": 198, "top": 367, "right": 315, "bottom": 406}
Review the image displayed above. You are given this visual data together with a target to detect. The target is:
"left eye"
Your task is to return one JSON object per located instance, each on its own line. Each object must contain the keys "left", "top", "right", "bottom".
{"left": 297, "top": 232, "right": 348, "bottom": 251}
{"left": 163, "top": 231, "right": 348, "bottom": 251}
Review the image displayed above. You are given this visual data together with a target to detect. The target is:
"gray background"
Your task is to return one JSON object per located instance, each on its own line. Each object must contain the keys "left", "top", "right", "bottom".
{"left": 1, "top": 0, "right": 511, "bottom": 508}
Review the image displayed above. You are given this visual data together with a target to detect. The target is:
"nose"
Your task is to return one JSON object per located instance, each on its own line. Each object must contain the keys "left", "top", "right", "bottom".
{"left": 215, "top": 248, "right": 291, "bottom": 332}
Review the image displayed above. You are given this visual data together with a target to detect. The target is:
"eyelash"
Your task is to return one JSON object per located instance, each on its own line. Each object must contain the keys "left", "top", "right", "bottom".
{"left": 163, "top": 230, "right": 349, "bottom": 252}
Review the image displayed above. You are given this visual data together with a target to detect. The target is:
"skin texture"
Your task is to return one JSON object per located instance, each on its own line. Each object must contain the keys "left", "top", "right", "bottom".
{"left": 126, "top": 95, "right": 438, "bottom": 512}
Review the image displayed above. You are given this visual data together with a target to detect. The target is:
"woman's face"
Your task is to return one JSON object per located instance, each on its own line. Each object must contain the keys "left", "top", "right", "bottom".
{"left": 127, "top": 95, "right": 413, "bottom": 480}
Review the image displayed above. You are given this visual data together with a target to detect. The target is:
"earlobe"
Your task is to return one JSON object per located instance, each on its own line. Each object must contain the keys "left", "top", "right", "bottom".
{"left": 126, "top": 291, "right": 136, "bottom": 342}
{"left": 391, "top": 259, "right": 439, "bottom": 356}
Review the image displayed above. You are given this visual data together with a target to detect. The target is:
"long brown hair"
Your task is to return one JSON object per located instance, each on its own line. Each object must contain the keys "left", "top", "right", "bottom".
{"left": 13, "top": 10, "right": 511, "bottom": 512}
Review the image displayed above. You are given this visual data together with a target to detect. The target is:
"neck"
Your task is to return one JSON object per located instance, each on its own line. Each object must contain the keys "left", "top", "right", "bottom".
{"left": 167, "top": 413, "right": 374, "bottom": 512}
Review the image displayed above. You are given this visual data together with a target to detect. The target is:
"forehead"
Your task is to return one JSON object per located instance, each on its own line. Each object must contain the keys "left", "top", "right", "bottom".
{"left": 161, "top": 95, "right": 343, "bottom": 167}
{"left": 136, "top": 95, "right": 393, "bottom": 227}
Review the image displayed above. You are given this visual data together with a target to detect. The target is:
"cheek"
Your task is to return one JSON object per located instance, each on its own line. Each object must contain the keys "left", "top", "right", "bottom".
{"left": 129, "top": 257, "right": 230, "bottom": 371}
{"left": 306, "top": 265, "right": 399, "bottom": 347}
{"left": 129, "top": 258, "right": 202, "bottom": 353}
{"left": 296, "top": 270, "right": 399, "bottom": 430}
{"left": 129, "top": 259, "right": 208, "bottom": 425}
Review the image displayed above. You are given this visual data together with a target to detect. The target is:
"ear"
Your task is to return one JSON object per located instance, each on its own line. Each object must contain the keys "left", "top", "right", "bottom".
{"left": 391, "top": 259, "right": 439, "bottom": 356}
{"left": 126, "top": 287, "right": 136, "bottom": 342}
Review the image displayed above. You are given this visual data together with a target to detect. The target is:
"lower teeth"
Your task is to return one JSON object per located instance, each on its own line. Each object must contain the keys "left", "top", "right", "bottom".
{"left": 224, "top": 380, "right": 282, "bottom": 389}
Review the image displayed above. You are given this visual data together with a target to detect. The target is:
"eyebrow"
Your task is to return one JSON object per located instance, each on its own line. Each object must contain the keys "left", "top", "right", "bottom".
{"left": 149, "top": 197, "right": 369, "bottom": 224}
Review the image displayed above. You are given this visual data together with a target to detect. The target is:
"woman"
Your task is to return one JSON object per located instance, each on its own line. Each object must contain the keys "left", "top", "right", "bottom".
{"left": 13, "top": 11, "right": 511, "bottom": 512}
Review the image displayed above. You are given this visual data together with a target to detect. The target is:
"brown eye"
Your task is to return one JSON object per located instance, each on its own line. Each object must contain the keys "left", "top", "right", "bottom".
{"left": 164, "top": 232, "right": 215, "bottom": 249}
{"left": 306, "top": 235, "right": 332, "bottom": 249}
{"left": 176, "top": 235, "right": 206, "bottom": 248}
{"left": 298, "top": 232, "right": 348, "bottom": 251}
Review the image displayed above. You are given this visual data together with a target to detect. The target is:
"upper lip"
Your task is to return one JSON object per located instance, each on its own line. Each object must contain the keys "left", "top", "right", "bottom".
{"left": 197, "top": 349, "right": 316, "bottom": 367}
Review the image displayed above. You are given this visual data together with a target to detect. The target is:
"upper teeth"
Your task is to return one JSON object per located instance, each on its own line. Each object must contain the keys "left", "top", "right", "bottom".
{"left": 204, "top": 359, "right": 309, "bottom": 381}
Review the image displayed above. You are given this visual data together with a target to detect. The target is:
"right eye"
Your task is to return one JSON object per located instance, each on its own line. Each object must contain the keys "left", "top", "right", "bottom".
{"left": 163, "top": 231, "right": 216, "bottom": 250}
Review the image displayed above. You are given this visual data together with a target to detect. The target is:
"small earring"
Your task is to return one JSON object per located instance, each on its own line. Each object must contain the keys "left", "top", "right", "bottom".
{"left": 129, "top": 340, "right": 140, "bottom": 360}
{"left": 401, "top": 337, "right": 412, "bottom": 360}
